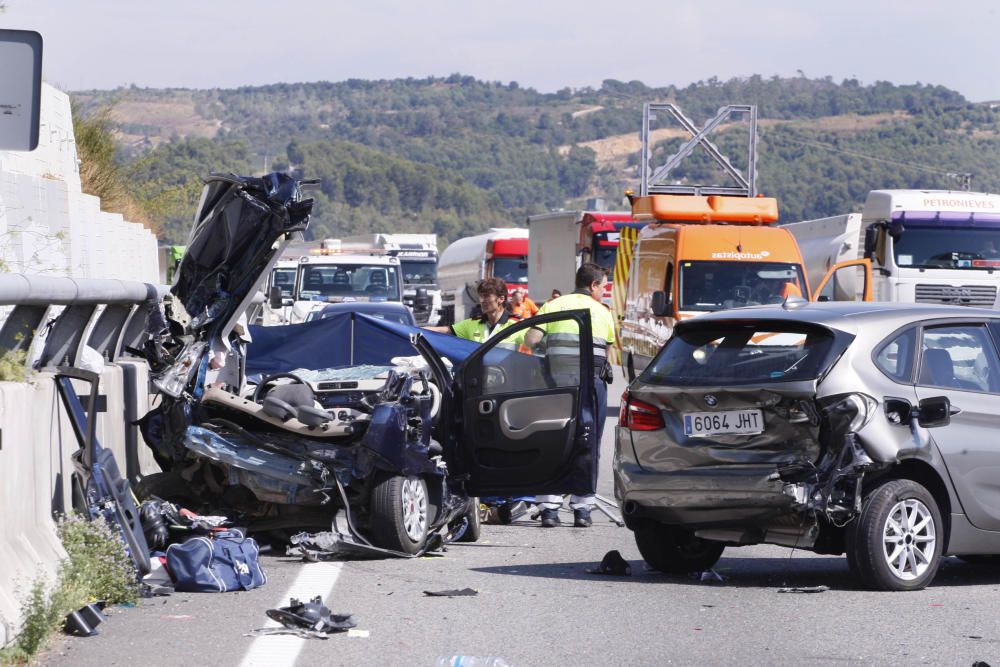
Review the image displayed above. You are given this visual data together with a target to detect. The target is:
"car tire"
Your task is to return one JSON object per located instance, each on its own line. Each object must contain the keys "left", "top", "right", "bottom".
{"left": 846, "top": 479, "right": 943, "bottom": 591}
{"left": 454, "top": 497, "right": 482, "bottom": 543}
{"left": 369, "top": 474, "right": 429, "bottom": 555}
{"left": 633, "top": 523, "right": 725, "bottom": 574}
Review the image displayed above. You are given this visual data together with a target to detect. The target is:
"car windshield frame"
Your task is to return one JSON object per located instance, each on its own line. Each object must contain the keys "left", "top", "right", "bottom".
{"left": 893, "top": 225, "right": 1000, "bottom": 270}
{"left": 678, "top": 261, "right": 808, "bottom": 311}
{"left": 640, "top": 319, "right": 854, "bottom": 387}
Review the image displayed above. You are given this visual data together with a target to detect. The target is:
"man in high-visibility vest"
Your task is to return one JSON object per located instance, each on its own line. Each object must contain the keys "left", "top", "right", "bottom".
{"left": 425, "top": 277, "right": 522, "bottom": 343}
{"left": 523, "top": 263, "right": 615, "bottom": 528}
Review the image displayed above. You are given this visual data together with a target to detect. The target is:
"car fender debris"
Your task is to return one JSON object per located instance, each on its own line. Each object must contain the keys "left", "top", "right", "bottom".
{"left": 264, "top": 596, "right": 356, "bottom": 635}
{"left": 586, "top": 549, "right": 632, "bottom": 576}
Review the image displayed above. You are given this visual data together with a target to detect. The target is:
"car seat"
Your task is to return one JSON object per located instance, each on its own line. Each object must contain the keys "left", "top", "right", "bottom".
{"left": 366, "top": 272, "right": 388, "bottom": 293}
{"left": 305, "top": 272, "right": 324, "bottom": 291}
{"left": 331, "top": 270, "right": 351, "bottom": 292}
{"left": 920, "top": 348, "right": 979, "bottom": 391}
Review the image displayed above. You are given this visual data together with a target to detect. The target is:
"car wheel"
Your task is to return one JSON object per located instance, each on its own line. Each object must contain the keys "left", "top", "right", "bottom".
{"left": 847, "top": 479, "right": 943, "bottom": 591}
{"left": 633, "top": 523, "right": 725, "bottom": 574}
{"left": 454, "top": 497, "right": 482, "bottom": 543}
{"left": 369, "top": 474, "right": 429, "bottom": 555}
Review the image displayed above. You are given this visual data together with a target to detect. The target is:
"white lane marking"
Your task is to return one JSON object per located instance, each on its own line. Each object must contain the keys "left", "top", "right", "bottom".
{"left": 239, "top": 561, "right": 344, "bottom": 667}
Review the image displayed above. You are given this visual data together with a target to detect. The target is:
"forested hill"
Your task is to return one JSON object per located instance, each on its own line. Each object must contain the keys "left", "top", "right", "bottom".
{"left": 73, "top": 75, "right": 1000, "bottom": 244}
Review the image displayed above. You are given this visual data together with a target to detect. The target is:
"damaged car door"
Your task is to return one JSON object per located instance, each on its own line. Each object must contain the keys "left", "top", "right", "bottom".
{"left": 445, "top": 311, "right": 597, "bottom": 499}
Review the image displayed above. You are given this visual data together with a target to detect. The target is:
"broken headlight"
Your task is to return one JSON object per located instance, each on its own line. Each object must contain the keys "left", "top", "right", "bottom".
{"left": 825, "top": 392, "right": 878, "bottom": 433}
{"left": 154, "top": 342, "right": 206, "bottom": 398}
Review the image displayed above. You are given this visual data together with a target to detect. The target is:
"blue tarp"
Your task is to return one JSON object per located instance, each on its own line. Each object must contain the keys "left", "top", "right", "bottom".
{"left": 246, "top": 313, "right": 480, "bottom": 378}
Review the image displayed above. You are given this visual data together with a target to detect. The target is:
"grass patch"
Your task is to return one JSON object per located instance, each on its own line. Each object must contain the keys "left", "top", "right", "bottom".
{"left": 0, "top": 515, "right": 139, "bottom": 664}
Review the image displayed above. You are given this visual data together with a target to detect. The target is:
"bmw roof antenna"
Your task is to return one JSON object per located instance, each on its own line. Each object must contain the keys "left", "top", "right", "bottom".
{"left": 782, "top": 294, "right": 810, "bottom": 310}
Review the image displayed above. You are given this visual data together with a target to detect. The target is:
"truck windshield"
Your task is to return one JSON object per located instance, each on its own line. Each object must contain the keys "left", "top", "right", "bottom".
{"left": 298, "top": 264, "right": 400, "bottom": 301}
{"left": 493, "top": 257, "right": 529, "bottom": 285}
{"left": 400, "top": 260, "right": 437, "bottom": 285}
{"left": 679, "top": 261, "right": 807, "bottom": 311}
{"left": 894, "top": 226, "right": 1000, "bottom": 269}
{"left": 270, "top": 267, "right": 296, "bottom": 297}
{"left": 591, "top": 232, "right": 619, "bottom": 273}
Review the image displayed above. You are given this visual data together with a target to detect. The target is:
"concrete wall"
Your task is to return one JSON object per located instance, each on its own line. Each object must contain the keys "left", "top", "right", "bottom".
{"left": 0, "top": 83, "right": 163, "bottom": 646}
{"left": 0, "top": 83, "right": 159, "bottom": 282}
{"left": 0, "top": 363, "right": 160, "bottom": 647}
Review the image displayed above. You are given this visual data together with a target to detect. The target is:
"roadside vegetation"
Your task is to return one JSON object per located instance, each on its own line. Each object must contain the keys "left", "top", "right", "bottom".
{"left": 72, "top": 75, "right": 1000, "bottom": 243}
{"left": 0, "top": 516, "right": 138, "bottom": 665}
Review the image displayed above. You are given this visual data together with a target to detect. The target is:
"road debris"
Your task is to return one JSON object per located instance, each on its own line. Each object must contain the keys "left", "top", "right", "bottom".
{"left": 423, "top": 588, "right": 478, "bottom": 597}
{"left": 262, "top": 596, "right": 356, "bottom": 636}
{"left": 777, "top": 585, "right": 829, "bottom": 594}
{"left": 586, "top": 550, "right": 632, "bottom": 576}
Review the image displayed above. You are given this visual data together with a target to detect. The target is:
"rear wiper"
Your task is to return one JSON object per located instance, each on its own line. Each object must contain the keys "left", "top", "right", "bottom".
{"left": 784, "top": 353, "right": 810, "bottom": 375}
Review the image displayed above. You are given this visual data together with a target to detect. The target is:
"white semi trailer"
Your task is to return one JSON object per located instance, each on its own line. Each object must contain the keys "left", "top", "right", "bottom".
{"left": 785, "top": 189, "right": 1000, "bottom": 307}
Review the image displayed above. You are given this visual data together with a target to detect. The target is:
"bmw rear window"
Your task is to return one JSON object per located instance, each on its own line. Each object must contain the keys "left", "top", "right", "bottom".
{"left": 641, "top": 321, "right": 851, "bottom": 386}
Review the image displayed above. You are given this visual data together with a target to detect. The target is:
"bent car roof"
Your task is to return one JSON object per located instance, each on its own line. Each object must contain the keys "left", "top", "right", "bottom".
{"left": 677, "top": 301, "right": 1000, "bottom": 336}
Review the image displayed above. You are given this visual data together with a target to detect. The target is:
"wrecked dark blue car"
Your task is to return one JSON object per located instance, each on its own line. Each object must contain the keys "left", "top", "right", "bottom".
{"left": 140, "top": 172, "right": 600, "bottom": 556}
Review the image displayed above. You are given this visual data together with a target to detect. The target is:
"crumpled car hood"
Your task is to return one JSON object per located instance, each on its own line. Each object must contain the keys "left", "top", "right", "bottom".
{"left": 172, "top": 172, "right": 313, "bottom": 336}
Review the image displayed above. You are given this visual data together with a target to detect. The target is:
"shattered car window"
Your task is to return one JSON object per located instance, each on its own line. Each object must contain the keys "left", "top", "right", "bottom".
{"left": 642, "top": 322, "right": 845, "bottom": 386}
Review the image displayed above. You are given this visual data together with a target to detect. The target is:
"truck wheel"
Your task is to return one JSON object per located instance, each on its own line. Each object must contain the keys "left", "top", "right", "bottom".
{"left": 634, "top": 522, "right": 724, "bottom": 574}
{"left": 846, "top": 479, "right": 943, "bottom": 591}
{"left": 453, "top": 497, "right": 482, "bottom": 543}
{"left": 369, "top": 474, "right": 429, "bottom": 555}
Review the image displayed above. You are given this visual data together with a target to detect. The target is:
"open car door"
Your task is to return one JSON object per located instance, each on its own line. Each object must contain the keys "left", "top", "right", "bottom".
{"left": 447, "top": 310, "right": 596, "bottom": 498}
{"left": 813, "top": 258, "right": 873, "bottom": 302}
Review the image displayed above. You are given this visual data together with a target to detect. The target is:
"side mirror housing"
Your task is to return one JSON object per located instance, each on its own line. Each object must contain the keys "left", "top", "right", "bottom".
{"left": 268, "top": 285, "right": 284, "bottom": 310}
{"left": 917, "top": 395, "right": 951, "bottom": 428}
{"left": 863, "top": 225, "right": 877, "bottom": 257}
{"left": 651, "top": 290, "right": 670, "bottom": 317}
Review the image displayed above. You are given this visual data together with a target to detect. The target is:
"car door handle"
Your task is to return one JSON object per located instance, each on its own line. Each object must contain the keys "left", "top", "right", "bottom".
{"left": 478, "top": 399, "right": 495, "bottom": 415}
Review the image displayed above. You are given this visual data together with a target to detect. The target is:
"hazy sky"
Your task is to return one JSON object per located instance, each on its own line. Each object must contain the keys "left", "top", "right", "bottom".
{"left": 5, "top": 0, "right": 1000, "bottom": 101}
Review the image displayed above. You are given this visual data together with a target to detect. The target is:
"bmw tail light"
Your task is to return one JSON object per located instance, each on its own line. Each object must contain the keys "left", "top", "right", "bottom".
{"left": 620, "top": 391, "right": 665, "bottom": 431}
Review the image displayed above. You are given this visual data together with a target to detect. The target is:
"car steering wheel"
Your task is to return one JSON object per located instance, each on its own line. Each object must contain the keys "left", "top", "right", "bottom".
{"left": 251, "top": 372, "right": 310, "bottom": 404}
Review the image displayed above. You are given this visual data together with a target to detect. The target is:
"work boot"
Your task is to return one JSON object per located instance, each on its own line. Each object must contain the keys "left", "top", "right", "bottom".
{"left": 573, "top": 507, "right": 592, "bottom": 528}
{"left": 540, "top": 507, "right": 561, "bottom": 527}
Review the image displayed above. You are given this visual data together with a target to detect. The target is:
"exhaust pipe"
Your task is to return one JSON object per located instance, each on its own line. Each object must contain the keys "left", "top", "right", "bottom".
{"left": 622, "top": 500, "right": 641, "bottom": 516}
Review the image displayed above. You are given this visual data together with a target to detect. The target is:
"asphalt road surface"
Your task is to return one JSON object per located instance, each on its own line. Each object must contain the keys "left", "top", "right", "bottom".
{"left": 41, "top": 375, "right": 1000, "bottom": 667}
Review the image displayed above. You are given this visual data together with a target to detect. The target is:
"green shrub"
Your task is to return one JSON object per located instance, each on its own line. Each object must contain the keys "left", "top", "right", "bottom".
{"left": 0, "top": 515, "right": 139, "bottom": 663}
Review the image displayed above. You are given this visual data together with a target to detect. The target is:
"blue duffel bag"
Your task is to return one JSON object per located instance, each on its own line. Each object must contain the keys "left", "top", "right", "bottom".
{"left": 166, "top": 529, "right": 267, "bottom": 593}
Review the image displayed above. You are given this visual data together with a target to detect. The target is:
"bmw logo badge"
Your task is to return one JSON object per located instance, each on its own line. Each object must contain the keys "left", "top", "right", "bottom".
{"left": 704, "top": 394, "right": 718, "bottom": 407}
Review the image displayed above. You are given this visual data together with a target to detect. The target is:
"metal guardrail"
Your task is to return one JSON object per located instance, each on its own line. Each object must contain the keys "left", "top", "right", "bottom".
{"left": 0, "top": 275, "right": 170, "bottom": 370}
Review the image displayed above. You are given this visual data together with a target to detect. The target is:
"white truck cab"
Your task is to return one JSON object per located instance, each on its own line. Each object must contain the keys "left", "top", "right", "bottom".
{"left": 786, "top": 190, "right": 1000, "bottom": 307}
{"left": 263, "top": 254, "right": 404, "bottom": 324}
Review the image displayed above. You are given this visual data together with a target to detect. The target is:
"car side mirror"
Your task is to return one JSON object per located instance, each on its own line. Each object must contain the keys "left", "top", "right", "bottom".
{"left": 863, "top": 225, "right": 877, "bottom": 257}
{"left": 651, "top": 290, "right": 670, "bottom": 317}
{"left": 268, "top": 285, "right": 283, "bottom": 310}
{"left": 916, "top": 395, "right": 952, "bottom": 428}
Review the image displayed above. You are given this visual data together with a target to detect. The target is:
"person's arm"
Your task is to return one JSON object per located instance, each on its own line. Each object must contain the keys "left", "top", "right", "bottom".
{"left": 523, "top": 326, "right": 544, "bottom": 348}
{"left": 423, "top": 325, "right": 452, "bottom": 334}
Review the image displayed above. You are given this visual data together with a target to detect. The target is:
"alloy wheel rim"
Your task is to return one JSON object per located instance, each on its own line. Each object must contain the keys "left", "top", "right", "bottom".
{"left": 882, "top": 498, "right": 936, "bottom": 581}
{"left": 401, "top": 478, "right": 428, "bottom": 541}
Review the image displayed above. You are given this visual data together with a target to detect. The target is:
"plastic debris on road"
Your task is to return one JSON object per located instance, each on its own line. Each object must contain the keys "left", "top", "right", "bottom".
{"left": 777, "top": 585, "right": 829, "bottom": 594}
{"left": 697, "top": 569, "right": 725, "bottom": 583}
{"left": 423, "top": 588, "right": 478, "bottom": 597}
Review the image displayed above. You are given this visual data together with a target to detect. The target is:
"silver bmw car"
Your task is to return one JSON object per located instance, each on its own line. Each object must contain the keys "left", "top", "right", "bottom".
{"left": 614, "top": 300, "right": 1000, "bottom": 590}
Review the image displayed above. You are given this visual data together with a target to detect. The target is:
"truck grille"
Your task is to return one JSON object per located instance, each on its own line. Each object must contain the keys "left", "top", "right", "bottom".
{"left": 914, "top": 284, "right": 997, "bottom": 307}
